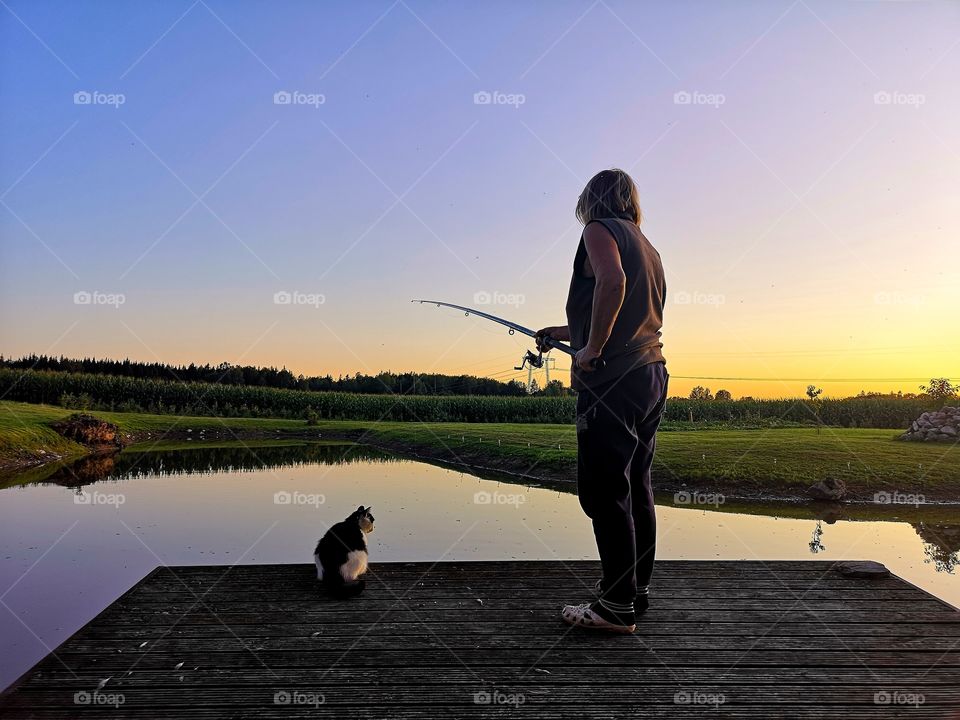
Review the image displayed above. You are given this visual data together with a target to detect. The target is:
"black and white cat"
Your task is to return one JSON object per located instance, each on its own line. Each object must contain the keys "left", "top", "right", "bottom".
{"left": 313, "top": 505, "right": 375, "bottom": 598}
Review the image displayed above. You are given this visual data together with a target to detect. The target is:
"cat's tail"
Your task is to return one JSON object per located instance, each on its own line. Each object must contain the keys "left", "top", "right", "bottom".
{"left": 325, "top": 577, "right": 365, "bottom": 599}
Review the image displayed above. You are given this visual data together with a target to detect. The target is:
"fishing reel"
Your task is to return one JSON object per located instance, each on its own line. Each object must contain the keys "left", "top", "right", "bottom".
{"left": 515, "top": 349, "right": 545, "bottom": 370}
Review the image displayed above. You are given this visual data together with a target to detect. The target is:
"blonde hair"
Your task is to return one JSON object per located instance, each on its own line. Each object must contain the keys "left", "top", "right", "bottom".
{"left": 575, "top": 168, "right": 641, "bottom": 226}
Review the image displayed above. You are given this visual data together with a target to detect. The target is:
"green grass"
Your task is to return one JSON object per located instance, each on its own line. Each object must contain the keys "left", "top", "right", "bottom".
{"left": 1, "top": 401, "right": 957, "bottom": 499}
{"left": 0, "top": 402, "right": 323, "bottom": 469}
{"left": 0, "top": 402, "right": 89, "bottom": 465}
{"left": 326, "top": 420, "right": 960, "bottom": 496}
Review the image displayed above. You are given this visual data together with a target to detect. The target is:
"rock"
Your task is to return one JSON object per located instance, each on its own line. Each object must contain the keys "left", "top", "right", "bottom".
{"left": 834, "top": 561, "right": 890, "bottom": 578}
{"left": 898, "top": 406, "right": 959, "bottom": 442}
{"left": 812, "top": 502, "right": 845, "bottom": 524}
{"left": 807, "top": 476, "right": 847, "bottom": 501}
{"left": 51, "top": 413, "right": 126, "bottom": 450}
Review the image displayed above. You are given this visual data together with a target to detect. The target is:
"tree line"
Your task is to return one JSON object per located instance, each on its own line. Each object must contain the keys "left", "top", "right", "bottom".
{"left": 0, "top": 354, "right": 556, "bottom": 397}
{"left": 687, "top": 379, "right": 958, "bottom": 404}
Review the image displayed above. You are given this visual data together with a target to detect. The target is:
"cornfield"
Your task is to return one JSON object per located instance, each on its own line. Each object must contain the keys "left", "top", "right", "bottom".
{"left": 0, "top": 368, "right": 935, "bottom": 428}
{"left": 0, "top": 368, "right": 572, "bottom": 423}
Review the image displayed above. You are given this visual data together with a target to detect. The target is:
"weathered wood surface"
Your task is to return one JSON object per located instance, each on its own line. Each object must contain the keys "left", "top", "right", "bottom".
{"left": 1, "top": 560, "right": 958, "bottom": 719}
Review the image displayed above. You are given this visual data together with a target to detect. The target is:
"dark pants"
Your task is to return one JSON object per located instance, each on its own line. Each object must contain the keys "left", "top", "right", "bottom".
{"left": 575, "top": 361, "right": 668, "bottom": 605}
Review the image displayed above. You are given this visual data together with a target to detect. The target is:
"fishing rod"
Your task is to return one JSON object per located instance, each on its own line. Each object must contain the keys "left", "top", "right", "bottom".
{"left": 412, "top": 300, "right": 605, "bottom": 371}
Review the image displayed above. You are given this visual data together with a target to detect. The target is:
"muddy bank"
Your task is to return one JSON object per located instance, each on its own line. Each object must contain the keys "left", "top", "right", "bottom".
{"left": 0, "top": 448, "right": 83, "bottom": 475}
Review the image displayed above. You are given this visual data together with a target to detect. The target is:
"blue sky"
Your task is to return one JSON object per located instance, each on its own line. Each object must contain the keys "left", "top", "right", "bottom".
{"left": 1, "top": 0, "right": 958, "bottom": 396}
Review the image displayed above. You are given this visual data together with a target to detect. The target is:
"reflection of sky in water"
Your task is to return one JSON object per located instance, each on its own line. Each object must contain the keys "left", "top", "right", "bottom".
{"left": 0, "top": 454, "right": 957, "bottom": 690}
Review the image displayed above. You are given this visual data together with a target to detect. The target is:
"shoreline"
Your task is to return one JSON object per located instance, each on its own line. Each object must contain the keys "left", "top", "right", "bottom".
{"left": 10, "top": 426, "right": 960, "bottom": 507}
{"left": 2, "top": 401, "right": 958, "bottom": 504}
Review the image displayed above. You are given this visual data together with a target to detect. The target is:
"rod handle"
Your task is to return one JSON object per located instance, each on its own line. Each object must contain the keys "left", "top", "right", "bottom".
{"left": 541, "top": 337, "right": 605, "bottom": 370}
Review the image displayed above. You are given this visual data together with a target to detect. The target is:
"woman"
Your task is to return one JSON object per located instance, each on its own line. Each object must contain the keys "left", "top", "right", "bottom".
{"left": 536, "top": 168, "right": 668, "bottom": 633}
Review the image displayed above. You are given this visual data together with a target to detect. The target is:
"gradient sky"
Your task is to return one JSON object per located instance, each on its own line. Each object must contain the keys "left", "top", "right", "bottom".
{"left": 1, "top": 0, "right": 957, "bottom": 398}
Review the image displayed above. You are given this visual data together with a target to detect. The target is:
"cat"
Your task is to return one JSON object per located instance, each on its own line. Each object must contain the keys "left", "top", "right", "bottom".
{"left": 314, "top": 505, "right": 375, "bottom": 598}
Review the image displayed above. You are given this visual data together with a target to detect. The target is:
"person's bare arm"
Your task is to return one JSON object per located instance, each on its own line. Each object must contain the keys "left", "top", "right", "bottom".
{"left": 534, "top": 325, "right": 570, "bottom": 352}
{"left": 577, "top": 223, "right": 625, "bottom": 370}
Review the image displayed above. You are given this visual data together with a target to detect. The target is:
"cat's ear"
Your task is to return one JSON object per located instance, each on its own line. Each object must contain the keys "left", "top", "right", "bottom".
{"left": 357, "top": 505, "right": 365, "bottom": 513}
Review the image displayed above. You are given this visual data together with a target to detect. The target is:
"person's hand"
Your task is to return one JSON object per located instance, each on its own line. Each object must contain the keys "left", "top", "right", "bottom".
{"left": 534, "top": 326, "right": 564, "bottom": 353}
{"left": 575, "top": 345, "right": 602, "bottom": 372}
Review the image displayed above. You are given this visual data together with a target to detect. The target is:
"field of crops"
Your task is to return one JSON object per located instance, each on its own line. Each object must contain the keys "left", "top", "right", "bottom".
{"left": 0, "top": 368, "right": 570, "bottom": 423}
{"left": 0, "top": 368, "right": 934, "bottom": 428}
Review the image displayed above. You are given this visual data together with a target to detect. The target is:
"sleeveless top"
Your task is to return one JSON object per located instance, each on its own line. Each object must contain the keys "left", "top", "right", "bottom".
{"left": 565, "top": 216, "right": 666, "bottom": 391}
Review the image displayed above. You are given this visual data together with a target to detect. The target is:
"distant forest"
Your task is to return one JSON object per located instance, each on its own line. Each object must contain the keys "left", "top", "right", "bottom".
{"left": 0, "top": 355, "right": 566, "bottom": 397}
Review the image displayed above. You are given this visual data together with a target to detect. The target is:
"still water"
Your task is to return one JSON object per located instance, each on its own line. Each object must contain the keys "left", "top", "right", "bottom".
{"left": 1, "top": 441, "right": 957, "bottom": 690}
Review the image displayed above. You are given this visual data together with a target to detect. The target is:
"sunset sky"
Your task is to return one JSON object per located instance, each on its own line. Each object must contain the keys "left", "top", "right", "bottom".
{"left": 1, "top": 0, "right": 957, "bottom": 398}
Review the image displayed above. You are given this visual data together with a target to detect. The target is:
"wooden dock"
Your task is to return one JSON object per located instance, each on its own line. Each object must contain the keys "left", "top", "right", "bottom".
{"left": 1, "top": 561, "right": 958, "bottom": 718}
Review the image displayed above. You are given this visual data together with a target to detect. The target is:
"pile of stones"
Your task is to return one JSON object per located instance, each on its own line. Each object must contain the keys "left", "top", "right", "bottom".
{"left": 898, "top": 406, "right": 959, "bottom": 442}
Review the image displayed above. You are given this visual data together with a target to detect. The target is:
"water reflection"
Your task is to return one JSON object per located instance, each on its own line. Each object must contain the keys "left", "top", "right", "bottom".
{"left": 918, "top": 523, "right": 960, "bottom": 573}
{"left": 6, "top": 441, "right": 960, "bottom": 571}
{"left": 5, "top": 442, "right": 394, "bottom": 488}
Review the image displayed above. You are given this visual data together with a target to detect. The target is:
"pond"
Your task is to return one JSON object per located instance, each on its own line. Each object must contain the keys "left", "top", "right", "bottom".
{"left": 1, "top": 441, "right": 957, "bottom": 691}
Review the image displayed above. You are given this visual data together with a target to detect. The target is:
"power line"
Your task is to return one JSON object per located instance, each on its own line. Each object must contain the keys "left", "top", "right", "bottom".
{"left": 472, "top": 370, "right": 955, "bottom": 389}
{"left": 667, "top": 346, "right": 960, "bottom": 357}
{"left": 668, "top": 375, "right": 958, "bottom": 383}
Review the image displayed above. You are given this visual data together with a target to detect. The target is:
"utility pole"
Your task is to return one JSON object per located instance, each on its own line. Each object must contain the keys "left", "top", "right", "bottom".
{"left": 544, "top": 355, "right": 555, "bottom": 385}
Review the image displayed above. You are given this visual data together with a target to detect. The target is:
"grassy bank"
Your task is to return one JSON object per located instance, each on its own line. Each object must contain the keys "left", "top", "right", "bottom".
{"left": 0, "top": 402, "right": 91, "bottom": 468}
{"left": 1, "top": 401, "right": 958, "bottom": 501}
